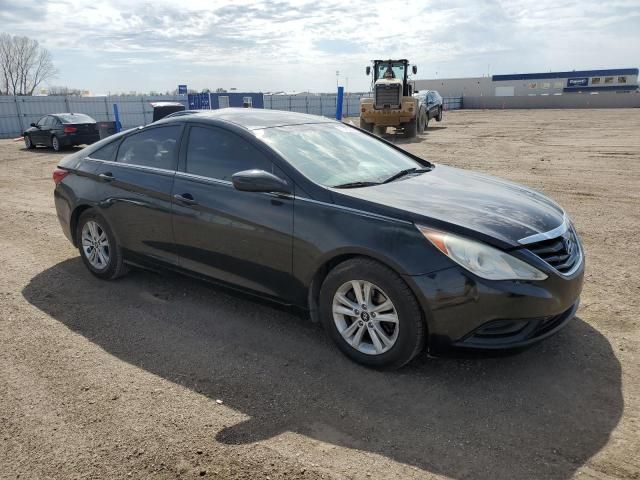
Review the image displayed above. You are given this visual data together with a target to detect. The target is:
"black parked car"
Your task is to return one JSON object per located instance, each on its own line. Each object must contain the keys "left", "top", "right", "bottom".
{"left": 414, "top": 90, "right": 443, "bottom": 129}
{"left": 53, "top": 109, "right": 584, "bottom": 369}
{"left": 25, "top": 113, "right": 100, "bottom": 152}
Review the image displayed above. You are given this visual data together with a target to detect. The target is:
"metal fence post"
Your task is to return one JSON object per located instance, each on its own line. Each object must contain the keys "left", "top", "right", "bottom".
{"left": 64, "top": 95, "right": 70, "bottom": 113}
{"left": 13, "top": 96, "right": 24, "bottom": 134}
{"left": 141, "top": 97, "right": 147, "bottom": 124}
{"left": 104, "top": 97, "right": 111, "bottom": 120}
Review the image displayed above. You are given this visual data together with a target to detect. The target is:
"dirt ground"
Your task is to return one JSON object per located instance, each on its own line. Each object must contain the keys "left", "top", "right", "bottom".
{"left": 1, "top": 109, "right": 639, "bottom": 480}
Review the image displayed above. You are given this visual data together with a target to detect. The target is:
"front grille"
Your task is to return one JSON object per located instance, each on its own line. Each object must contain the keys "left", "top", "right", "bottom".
{"left": 375, "top": 84, "right": 401, "bottom": 109}
{"left": 526, "top": 228, "right": 581, "bottom": 274}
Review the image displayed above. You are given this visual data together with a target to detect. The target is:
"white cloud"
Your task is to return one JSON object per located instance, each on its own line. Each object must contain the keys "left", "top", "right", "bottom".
{"left": 1, "top": 0, "right": 638, "bottom": 92}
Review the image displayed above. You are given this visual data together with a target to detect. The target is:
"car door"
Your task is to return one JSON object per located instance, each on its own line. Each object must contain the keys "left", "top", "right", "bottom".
{"left": 89, "top": 123, "right": 184, "bottom": 266}
{"left": 32, "top": 116, "right": 49, "bottom": 144}
{"left": 171, "top": 123, "right": 294, "bottom": 301}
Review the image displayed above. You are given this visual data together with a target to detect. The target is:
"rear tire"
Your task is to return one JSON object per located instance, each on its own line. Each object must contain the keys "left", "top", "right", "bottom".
{"left": 24, "top": 135, "right": 35, "bottom": 149}
{"left": 373, "top": 125, "right": 386, "bottom": 136}
{"left": 404, "top": 116, "right": 418, "bottom": 138}
{"left": 359, "top": 118, "right": 374, "bottom": 132}
{"left": 51, "top": 135, "right": 62, "bottom": 152}
{"left": 77, "top": 209, "right": 128, "bottom": 280}
{"left": 319, "top": 258, "right": 426, "bottom": 369}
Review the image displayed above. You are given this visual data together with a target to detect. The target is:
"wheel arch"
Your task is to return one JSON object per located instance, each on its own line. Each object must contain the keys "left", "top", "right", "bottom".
{"left": 69, "top": 204, "right": 94, "bottom": 247}
{"left": 306, "top": 249, "right": 427, "bottom": 326}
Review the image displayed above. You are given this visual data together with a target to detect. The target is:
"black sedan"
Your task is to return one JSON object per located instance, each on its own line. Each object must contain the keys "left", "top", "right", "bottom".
{"left": 53, "top": 109, "right": 584, "bottom": 369}
{"left": 25, "top": 113, "right": 100, "bottom": 152}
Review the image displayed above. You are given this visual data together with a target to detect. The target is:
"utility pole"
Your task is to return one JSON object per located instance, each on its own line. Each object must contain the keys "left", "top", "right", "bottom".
{"left": 336, "top": 70, "right": 340, "bottom": 89}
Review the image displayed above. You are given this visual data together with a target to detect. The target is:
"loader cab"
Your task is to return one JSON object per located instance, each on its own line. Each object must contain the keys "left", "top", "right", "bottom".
{"left": 366, "top": 59, "right": 416, "bottom": 96}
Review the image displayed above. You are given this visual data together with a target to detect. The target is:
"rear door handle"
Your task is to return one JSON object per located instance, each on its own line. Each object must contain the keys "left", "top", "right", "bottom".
{"left": 98, "top": 172, "right": 115, "bottom": 182}
{"left": 173, "top": 193, "right": 198, "bottom": 206}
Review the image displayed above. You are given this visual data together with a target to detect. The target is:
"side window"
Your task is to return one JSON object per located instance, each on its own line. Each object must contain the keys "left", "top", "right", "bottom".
{"left": 90, "top": 140, "right": 120, "bottom": 161}
{"left": 116, "top": 125, "right": 182, "bottom": 170}
{"left": 186, "top": 126, "right": 272, "bottom": 181}
{"left": 36, "top": 116, "right": 47, "bottom": 127}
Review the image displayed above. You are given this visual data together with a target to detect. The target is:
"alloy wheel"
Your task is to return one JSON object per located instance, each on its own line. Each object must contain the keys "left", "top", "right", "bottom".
{"left": 332, "top": 280, "right": 399, "bottom": 355}
{"left": 52, "top": 137, "right": 60, "bottom": 151}
{"left": 81, "top": 220, "right": 110, "bottom": 270}
{"left": 24, "top": 136, "right": 31, "bottom": 148}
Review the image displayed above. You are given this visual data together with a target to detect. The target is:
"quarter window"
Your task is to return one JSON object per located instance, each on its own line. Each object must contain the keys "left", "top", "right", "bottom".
{"left": 185, "top": 126, "right": 272, "bottom": 181}
{"left": 90, "top": 140, "right": 120, "bottom": 161}
{"left": 116, "top": 125, "right": 182, "bottom": 170}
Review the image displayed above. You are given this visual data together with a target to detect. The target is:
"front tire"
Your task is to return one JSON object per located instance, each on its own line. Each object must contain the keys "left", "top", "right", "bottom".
{"left": 77, "top": 210, "right": 128, "bottom": 280}
{"left": 319, "top": 258, "right": 426, "bottom": 369}
{"left": 436, "top": 107, "right": 443, "bottom": 122}
{"left": 24, "top": 135, "right": 35, "bottom": 149}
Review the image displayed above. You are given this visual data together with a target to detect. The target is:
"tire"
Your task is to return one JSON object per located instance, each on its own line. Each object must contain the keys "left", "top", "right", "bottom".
{"left": 76, "top": 209, "right": 128, "bottom": 280}
{"left": 436, "top": 107, "right": 443, "bottom": 122}
{"left": 373, "top": 125, "right": 386, "bottom": 136}
{"left": 404, "top": 116, "right": 418, "bottom": 138}
{"left": 319, "top": 258, "right": 426, "bottom": 369}
{"left": 51, "top": 135, "right": 62, "bottom": 152}
{"left": 418, "top": 109, "right": 427, "bottom": 134}
{"left": 24, "top": 135, "right": 35, "bottom": 149}
{"left": 359, "top": 118, "right": 374, "bottom": 133}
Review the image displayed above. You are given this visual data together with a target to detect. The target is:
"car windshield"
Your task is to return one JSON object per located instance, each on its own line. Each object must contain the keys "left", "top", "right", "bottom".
{"left": 255, "top": 123, "right": 425, "bottom": 187}
{"left": 56, "top": 113, "right": 95, "bottom": 124}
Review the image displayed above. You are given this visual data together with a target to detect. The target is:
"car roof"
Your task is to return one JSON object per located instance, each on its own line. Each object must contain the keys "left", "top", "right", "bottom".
{"left": 162, "top": 108, "right": 336, "bottom": 130}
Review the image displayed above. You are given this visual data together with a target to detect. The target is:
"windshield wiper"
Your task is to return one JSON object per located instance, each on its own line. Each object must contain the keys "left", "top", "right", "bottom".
{"left": 381, "top": 167, "right": 430, "bottom": 184}
{"left": 332, "top": 181, "right": 381, "bottom": 189}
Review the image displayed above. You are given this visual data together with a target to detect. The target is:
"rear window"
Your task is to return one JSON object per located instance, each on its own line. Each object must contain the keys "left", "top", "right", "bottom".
{"left": 56, "top": 113, "right": 95, "bottom": 124}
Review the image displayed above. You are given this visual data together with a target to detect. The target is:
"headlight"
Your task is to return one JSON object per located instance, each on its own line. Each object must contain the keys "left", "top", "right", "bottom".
{"left": 416, "top": 225, "right": 547, "bottom": 281}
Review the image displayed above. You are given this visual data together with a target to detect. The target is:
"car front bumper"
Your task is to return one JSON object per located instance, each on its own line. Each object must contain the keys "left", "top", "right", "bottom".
{"left": 405, "top": 261, "right": 584, "bottom": 352}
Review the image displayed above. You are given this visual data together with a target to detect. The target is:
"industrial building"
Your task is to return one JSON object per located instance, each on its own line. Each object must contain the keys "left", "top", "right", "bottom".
{"left": 415, "top": 68, "right": 639, "bottom": 97}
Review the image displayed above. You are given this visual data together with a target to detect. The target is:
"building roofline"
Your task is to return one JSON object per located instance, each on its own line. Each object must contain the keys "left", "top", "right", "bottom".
{"left": 493, "top": 68, "right": 638, "bottom": 82}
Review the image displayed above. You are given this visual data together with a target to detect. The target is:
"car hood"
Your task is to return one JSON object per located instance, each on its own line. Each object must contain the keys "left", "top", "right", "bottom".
{"left": 333, "top": 164, "right": 565, "bottom": 247}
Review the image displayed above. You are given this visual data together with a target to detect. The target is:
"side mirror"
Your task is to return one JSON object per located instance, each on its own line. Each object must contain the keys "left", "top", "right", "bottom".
{"left": 365, "top": 66, "right": 371, "bottom": 76}
{"left": 412, "top": 65, "right": 418, "bottom": 75}
{"left": 232, "top": 169, "right": 292, "bottom": 195}
{"left": 30, "top": 123, "right": 37, "bottom": 127}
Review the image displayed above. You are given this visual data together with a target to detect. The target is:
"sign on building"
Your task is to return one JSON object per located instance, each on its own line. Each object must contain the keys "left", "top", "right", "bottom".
{"left": 178, "top": 84, "right": 188, "bottom": 95}
{"left": 567, "top": 78, "right": 588, "bottom": 87}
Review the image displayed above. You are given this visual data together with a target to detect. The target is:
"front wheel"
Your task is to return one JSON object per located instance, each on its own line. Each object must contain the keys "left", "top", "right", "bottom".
{"left": 436, "top": 107, "right": 443, "bottom": 122}
{"left": 24, "top": 135, "right": 35, "bottom": 149}
{"left": 319, "top": 258, "right": 426, "bottom": 369}
{"left": 77, "top": 210, "right": 128, "bottom": 280}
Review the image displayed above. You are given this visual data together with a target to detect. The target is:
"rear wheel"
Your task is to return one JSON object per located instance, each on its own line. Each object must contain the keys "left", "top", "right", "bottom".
{"left": 77, "top": 209, "right": 128, "bottom": 280}
{"left": 404, "top": 116, "right": 418, "bottom": 138}
{"left": 373, "top": 125, "right": 386, "bottom": 136}
{"left": 51, "top": 135, "right": 62, "bottom": 152}
{"left": 24, "top": 135, "right": 35, "bottom": 149}
{"left": 359, "top": 118, "right": 374, "bottom": 132}
{"left": 319, "top": 258, "right": 425, "bottom": 369}
{"left": 417, "top": 109, "right": 427, "bottom": 134}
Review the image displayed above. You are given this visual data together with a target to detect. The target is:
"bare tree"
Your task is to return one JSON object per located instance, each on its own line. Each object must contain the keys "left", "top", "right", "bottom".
{"left": 0, "top": 33, "right": 57, "bottom": 95}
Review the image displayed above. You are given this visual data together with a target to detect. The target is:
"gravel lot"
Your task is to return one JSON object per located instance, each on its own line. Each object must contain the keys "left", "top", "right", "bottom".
{"left": 1, "top": 109, "right": 639, "bottom": 480}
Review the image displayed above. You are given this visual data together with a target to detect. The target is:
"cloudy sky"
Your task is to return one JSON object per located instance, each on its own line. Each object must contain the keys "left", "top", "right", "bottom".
{"left": 1, "top": 0, "right": 639, "bottom": 94}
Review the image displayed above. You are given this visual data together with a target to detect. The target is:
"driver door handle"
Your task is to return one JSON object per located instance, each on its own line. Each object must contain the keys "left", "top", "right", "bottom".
{"left": 173, "top": 193, "right": 198, "bottom": 206}
{"left": 98, "top": 172, "right": 115, "bottom": 182}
